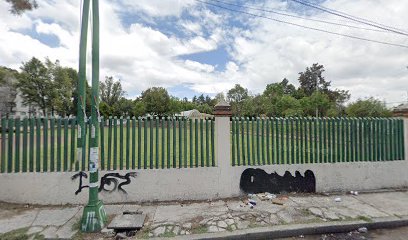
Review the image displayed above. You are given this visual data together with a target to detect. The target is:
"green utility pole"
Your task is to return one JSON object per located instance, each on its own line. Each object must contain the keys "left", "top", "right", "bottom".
{"left": 78, "top": 0, "right": 107, "bottom": 232}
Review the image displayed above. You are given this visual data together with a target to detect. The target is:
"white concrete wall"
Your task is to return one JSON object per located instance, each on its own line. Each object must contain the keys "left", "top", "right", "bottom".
{"left": 0, "top": 118, "right": 406, "bottom": 205}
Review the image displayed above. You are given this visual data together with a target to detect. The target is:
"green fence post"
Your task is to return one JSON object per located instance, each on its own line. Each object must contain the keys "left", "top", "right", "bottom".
{"left": 63, "top": 118, "right": 69, "bottom": 171}
{"left": 340, "top": 118, "right": 345, "bottom": 162}
{"left": 120, "top": 117, "right": 124, "bottom": 170}
{"left": 194, "top": 119, "right": 198, "bottom": 167}
{"left": 107, "top": 117, "right": 112, "bottom": 170}
{"left": 295, "top": 117, "right": 300, "bottom": 164}
{"left": 144, "top": 117, "right": 147, "bottom": 169}
{"left": 231, "top": 117, "right": 236, "bottom": 166}
{"left": 280, "top": 118, "right": 285, "bottom": 164}
{"left": 184, "top": 118, "right": 188, "bottom": 168}
{"left": 206, "top": 118, "right": 210, "bottom": 167}
{"left": 157, "top": 117, "right": 160, "bottom": 169}
{"left": 237, "top": 117, "right": 241, "bottom": 166}
{"left": 29, "top": 118, "right": 34, "bottom": 172}
{"left": 173, "top": 117, "right": 177, "bottom": 168}
{"left": 271, "top": 117, "right": 275, "bottom": 164}
{"left": 299, "top": 117, "right": 304, "bottom": 164}
{"left": 168, "top": 117, "right": 171, "bottom": 168}
{"left": 7, "top": 118, "right": 14, "bottom": 173}
{"left": 266, "top": 118, "right": 270, "bottom": 165}
{"left": 336, "top": 117, "right": 341, "bottom": 163}
{"left": 392, "top": 118, "right": 397, "bottom": 160}
{"left": 358, "top": 118, "right": 364, "bottom": 162}
{"left": 376, "top": 118, "right": 381, "bottom": 161}
{"left": 113, "top": 117, "right": 118, "bottom": 170}
{"left": 150, "top": 117, "right": 154, "bottom": 169}
{"left": 256, "top": 117, "right": 260, "bottom": 165}
{"left": 261, "top": 118, "right": 265, "bottom": 165}
{"left": 400, "top": 119, "right": 405, "bottom": 160}
{"left": 132, "top": 117, "right": 136, "bottom": 169}
{"left": 126, "top": 117, "right": 130, "bottom": 169}
{"left": 43, "top": 117, "right": 48, "bottom": 172}
{"left": 200, "top": 118, "right": 204, "bottom": 167}
{"left": 1, "top": 118, "right": 6, "bottom": 173}
{"left": 71, "top": 118, "right": 77, "bottom": 171}
{"left": 211, "top": 118, "right": 215, "bottom": 166}
{"left": 313, "top": 118, "right": 318, "bottom": 164}
{"left": 22, "top": 118, "right": 28, "bottom": 172}
{"left": 100, "top": 117, "right": 105, "bottom": 170}
{"left": 189, "top": 119, "right": 192, "bottom": 167}
{"left": 36, "top": 118, "right": 42, "bottom": 172}
{"left": 138, "top": 117, "right": 142, "bottom": 169}
{"left": 162, "top": 117, "right": 165, "bottom": 168}
{"left": 15, "top": 118, "right": 21, "bottom": 173}
{"left": 179, "top": 117, "right": 183, "bottom": 168}
{"left": 247, "top": 117, "right": 251, "bottom": 165}
{"left": 49, "top": 117, "right": 54, "bottom": 171}
{"left": 364, "top": 118, "right": 370, "bottom": 161}
{"left": 318, "top": 118, "right": 323, "bottom": 163}
{"left": 57, "top": 118, "right": 61, "bottom": 172}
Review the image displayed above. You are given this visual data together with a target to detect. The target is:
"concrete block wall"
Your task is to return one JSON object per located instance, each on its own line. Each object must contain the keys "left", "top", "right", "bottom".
{"left": 0, "top": 117, "right": 406, "bottom": 205}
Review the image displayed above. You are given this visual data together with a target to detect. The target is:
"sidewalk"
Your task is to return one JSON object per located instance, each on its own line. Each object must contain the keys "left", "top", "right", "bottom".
{"left": 1, "top": 190, "right": 408, "bottom": 239}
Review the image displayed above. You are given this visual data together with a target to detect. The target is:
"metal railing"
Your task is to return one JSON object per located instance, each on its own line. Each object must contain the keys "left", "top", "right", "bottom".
{"left": 231, "top": 117, "right": 405, "bottom": 166}
{"left": 0, "top": 116, "right": 215, "bottom": 173}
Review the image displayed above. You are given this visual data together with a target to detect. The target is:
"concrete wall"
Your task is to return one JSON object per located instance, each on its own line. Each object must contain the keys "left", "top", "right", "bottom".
{"left": 0, "top": 118, "right": 406, "bottom": 205}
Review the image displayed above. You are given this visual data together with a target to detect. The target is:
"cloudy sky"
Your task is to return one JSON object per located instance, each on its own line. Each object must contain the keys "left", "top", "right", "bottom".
{"left": 1, "top": 0, "right": 407, "bottom": 106}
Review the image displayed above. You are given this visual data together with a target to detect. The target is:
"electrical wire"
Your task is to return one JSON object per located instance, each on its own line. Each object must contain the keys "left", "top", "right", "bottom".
{"left": 288, "top": 0, "right": 408, "bottom": 36}
{"left": 196, "top": 0, "right": 408, "bottom": 49}
{"left": 206, "top": 0, "right": 389, "bottom": 34}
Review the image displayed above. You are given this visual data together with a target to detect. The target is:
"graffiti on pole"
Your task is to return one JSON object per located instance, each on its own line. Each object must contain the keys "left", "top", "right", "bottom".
{"left": 72, "top": 171, "right": 137, "bottom": 195}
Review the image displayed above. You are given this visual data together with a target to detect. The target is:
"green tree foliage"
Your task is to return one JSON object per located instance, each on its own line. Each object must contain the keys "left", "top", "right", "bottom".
{"left": 141, "top": 87, "right": 170, "bottom": 116}
{"left": 100, "top": 76, "right": 125, "bottom": 106}
{"left": 5, "top": 0, "right": 37, "bottom": 15}
{"left": 227, "top": 84, "right": 249, "bottom": 116}
{"left": 0, "top": 67, "right": 18, "bottom": 116}
{"left": 346, "top": 98, "right": 392, "bottom": 117}
{"left": 17, "top": 57, "right": 75, "bottom": 116}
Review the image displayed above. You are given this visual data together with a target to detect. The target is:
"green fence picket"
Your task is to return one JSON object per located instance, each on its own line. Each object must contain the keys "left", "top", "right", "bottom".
{"left": 168, "top": 118, "right": 171, "bottom": 168}
{"left": 211, "top": 118, "right": 215, "bottom": 166}
{"left": 120, "top": 117, "right": 124, "bottom": 170}
{"left": 63, "top": 118, "right": 68, "bottom": 171}
{"left": 143, "top": 117, "right": 147, "bottom": 169}
{"left": 266, "top": 118, "right": 270, "bottom": 165}
{"left": 150, "top": 117, "right": 154, "bottom": 169}
{"left": 194, "top": 119, "right": 198, "bottom": 167}
{"left": 29, "top": 118, "right": 34, "bottom": 172}
{"left": 138, "top": 117, "right": 142, "bottom": 169}
{"left": 100, "top": 117, "right": 105, "bottom": 170}
{"left": 8, "top": 118, "right": 14, "bottom": 173}
{"left": 206, "top": 118, "right": 210, "bottom": 167}
{"left": 1, "top": 118, "right": 6, "bottom": 173}
{"left": 231, "top": 118, "right": 236, "bottom": 166}
{"left": 200, "top": 119, "right": 204, "bottom": 167}
{"left": 22, "top": 118, "right": 28, "bottom": 172}
{"left": 184, "top": 118, "right": 188, "bottom": 168}
{"left": 113, "top": 117, "right": 118, "bottom": 170}
{"left": 132, "top": 117, "right": 136, "bottom": 169}
{"left": 15, "top": 118, "right": 21, "bottom": 172}
{"left": 189, "top": 119, "right": 192, "bottom": 167}
{"left": 38, "top": 118, "right": 43, "bottom": 172}
{"left": 162, "top": 117, "right": 165, "bottom": 168}
{"left": 173, "top": 118, "right": 177, "bottom": 168}
{"left": 107, "top": 117, "right": 113, "bottom": 170}
{"left": 247, "top": 118, "right": 251, "bottom": 165}
{"left": 126, "top": 117, "right": 130, "bottom": 169}
{"left": 157, "top": 117, "right": 160, "bottom": 169}
{"left": 49, "top": 117, "right": 55, "bottom": 172}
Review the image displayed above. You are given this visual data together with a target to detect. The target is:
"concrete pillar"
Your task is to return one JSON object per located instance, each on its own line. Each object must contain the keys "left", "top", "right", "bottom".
{"left": 213, "top": 100, "right": 234, "bottom": 196}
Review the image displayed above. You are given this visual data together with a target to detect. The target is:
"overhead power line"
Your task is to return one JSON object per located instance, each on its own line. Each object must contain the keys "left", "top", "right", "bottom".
{"left": 206, "top": 0, "right": 390, "bottom": 34}
{"left": 196, "top": 0, "right": 408, "bottom": 49}
{"left": 288, "top": 0, "right": 408, "bottom": 36}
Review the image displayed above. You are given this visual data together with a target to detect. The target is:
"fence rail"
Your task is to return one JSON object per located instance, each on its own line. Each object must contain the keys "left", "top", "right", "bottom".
{"left": 231, "top": 117, "right": 405, "bottom": 166}
{"left": 0, "top": 116, "right": 215, "bottom": 173}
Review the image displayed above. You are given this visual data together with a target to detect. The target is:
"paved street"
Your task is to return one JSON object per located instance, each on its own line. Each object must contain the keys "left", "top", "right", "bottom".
{"left": 0, "top": 190, "right": 408, "bottom": 239}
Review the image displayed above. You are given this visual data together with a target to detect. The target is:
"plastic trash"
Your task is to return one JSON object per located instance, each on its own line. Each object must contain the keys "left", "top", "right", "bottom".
{"left": 334, "top": 197, "right": 342, "bottom": 202}
{"left": 249, "top": 199, "right": 257, "bottom": 205}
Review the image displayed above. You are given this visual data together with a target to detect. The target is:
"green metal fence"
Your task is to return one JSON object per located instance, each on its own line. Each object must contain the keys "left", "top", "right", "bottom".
{"left": 231, "top": 117, "right": 405, "bottom": 166}
{"left": 0, "top": 116, "right": 215, "bottom": 173}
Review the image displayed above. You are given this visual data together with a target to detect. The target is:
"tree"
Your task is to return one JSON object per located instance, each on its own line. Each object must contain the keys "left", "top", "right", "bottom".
{"left": 100, "top": 76, "right": 126, "bottom": 106}
{"left": 132, "top": 99, "right": 145, "bottom": 117}
{"left": 0, "top": 67, "right": 18, "bottom": 116}
{"left": 300, "top": 91, "right": 332, "bottom": 117}
{"left": 17, "top": 57, "right": 51, "bottom": 115}
{"left": 46, "top": 59, "right": 73, "bottom": 116}
{"left": 5, "top": 0, "right": 38, "bottom": 15}
{"left": 346, "top": 98, "right": 392, "bottom": 117}
{"left": 141, "top": 87, "right": 170, "bottom": 116}
{"left": 298, "top": 63, "right": 330, "bottom": 97}
{"left": 276, "top": 95, "right": 303, "bottom": 117}
{"left": 227, "top": 84, "right": 249, "bottom": 116}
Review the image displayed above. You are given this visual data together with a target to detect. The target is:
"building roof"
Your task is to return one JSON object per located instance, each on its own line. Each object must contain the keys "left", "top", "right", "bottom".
{"left": 393, "top": 103, "right": 408, "bottom": 111}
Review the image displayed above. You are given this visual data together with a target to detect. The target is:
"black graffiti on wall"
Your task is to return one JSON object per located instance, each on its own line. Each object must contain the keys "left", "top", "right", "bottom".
{"left": 71, "top": 171, "right": 137, "bottom": 195}
{"left": 239, "top": 168, "right": 315, "bottom": 194}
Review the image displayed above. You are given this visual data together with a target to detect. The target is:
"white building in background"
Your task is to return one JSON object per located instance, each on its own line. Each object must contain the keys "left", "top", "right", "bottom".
{"left": 176, "top": 109, "right": 213, "bottom": 119}
{"left": 0, "top": 88, "right": 42, "bottom": 118}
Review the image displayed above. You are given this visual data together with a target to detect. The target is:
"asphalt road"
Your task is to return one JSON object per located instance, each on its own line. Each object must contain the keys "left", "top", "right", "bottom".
{"left": 277, "top": 226, "right": 408, "bottom": 240}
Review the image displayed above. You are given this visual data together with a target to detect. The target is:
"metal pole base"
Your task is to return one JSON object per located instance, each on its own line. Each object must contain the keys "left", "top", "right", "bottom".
{"left": 81, "top": 200, "right": 107, "bottom": 232}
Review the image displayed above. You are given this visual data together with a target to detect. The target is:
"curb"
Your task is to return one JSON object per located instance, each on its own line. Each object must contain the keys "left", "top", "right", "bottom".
{"left": 153, "top": 216, "right": 408, "bottom": 240}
